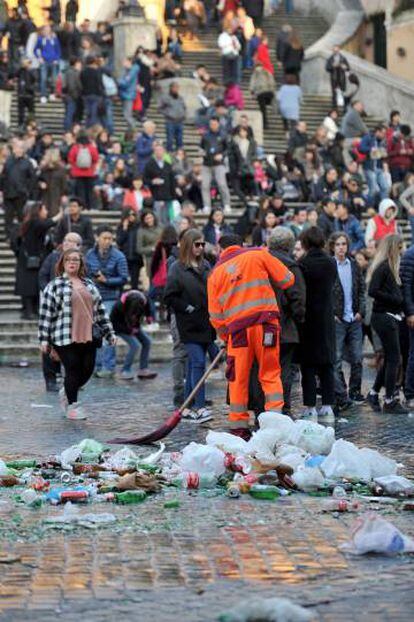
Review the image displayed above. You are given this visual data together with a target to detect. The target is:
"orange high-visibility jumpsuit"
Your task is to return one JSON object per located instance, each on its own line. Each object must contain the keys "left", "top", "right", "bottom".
{"left": 208, "top": 246, "right": 295, "bottom": 428}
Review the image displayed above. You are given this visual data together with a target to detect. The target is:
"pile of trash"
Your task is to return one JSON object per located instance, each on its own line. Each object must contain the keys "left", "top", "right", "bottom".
{"left": 1, "top": 413, "right": 414, "bottom": 522}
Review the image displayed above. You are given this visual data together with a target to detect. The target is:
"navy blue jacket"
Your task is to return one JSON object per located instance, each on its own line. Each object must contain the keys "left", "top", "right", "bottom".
{"left": 400, "top": 245, "right": 414, "bottom": 317}
{"left": 85, "top": 245, "right": 129, "bottom": 301}
{"left": 334, "top": 216, "right": 365, "bottom": 253}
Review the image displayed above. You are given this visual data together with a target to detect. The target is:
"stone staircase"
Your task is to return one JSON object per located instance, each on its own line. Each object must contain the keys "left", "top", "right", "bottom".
{"left": 0, "top": 6, "right": 409, "bottom": 364}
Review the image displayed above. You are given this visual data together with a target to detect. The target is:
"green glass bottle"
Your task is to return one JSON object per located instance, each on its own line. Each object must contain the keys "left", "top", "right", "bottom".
{"left": 6, "top": 460, "right": 37, "bottom": 469}
{"left": 114, "top": 490, "right": 147, "bottom": 504}
{"left": 248, "top": 484, "right": 281, "bottom": 500}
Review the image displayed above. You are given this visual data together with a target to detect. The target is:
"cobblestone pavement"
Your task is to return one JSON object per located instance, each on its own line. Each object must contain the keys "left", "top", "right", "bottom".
{"left": 0, "top": 364, "right": 413, "bottom": 621}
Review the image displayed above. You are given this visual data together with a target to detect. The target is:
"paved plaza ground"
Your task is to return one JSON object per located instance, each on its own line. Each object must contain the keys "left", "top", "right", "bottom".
{"left": 0, "top": 363, "right": 413, "bottom": 621}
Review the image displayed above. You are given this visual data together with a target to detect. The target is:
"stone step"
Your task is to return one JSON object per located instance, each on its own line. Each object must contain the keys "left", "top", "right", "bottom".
{"left": 0, "top": 339, "right": 173, "bottom": 365}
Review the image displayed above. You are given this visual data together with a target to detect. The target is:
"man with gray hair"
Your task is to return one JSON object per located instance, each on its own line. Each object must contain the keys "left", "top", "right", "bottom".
{"left": 268, "top": 226, "right": 306, "bottom": 415}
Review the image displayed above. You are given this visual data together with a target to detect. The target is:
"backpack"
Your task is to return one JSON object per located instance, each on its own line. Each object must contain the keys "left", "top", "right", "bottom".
{"left": 102, "top": 73, "right": 118, "bottom": 97}
{"left": 76, "top": 146, "right": 92, "bottom": 169}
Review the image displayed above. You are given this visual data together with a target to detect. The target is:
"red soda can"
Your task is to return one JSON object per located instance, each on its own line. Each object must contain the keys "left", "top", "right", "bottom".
{"left": 30, "top": 476, "right": 50, "bottom": 491}
{"left": 59, "top": 490, "right": 89, "bottom": 503}
{"left": 186, "top": 473, "right": 200, "bottom": 489}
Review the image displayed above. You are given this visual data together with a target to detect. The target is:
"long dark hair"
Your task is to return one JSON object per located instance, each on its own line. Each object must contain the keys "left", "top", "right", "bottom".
{"left": 140, "top": 209, "right": 158, "bottom": 228}
{"left": 20, "top": 201, "right": 43, "bottom": 237}
{"left": 123, "top": 291, "right": 147, "bottom": 329}
{"left": 179, "top": 228, "right": 203, "bottom": 267}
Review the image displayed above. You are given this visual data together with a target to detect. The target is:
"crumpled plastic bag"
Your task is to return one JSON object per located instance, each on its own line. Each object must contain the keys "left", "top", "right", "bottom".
{"left": 289, "top": 421, "right": 335, "bottom": 455}
{"left": 374, "top": 475, "right": 414, "bottom": 496}
{"left": 341, "top": 513, "right": 414, "bottom": 555}
{"left": 58, "top": 439, "right": 105, "bottom": 469}
{"left": 321, "top": 439, "right": 371, "bottom": 482}
{"left": 359, "top": 448, "right": 398, "bottom": 479}
{"left": 0, "top": 459, "right": 10, "bottom": 476}
{"left": 245, "top": 429, "right": 280, "bottom": 463}
{"left": 275, "top": 444, "right": 308, "bottom": 471}
{"left": 77, "top": 439, "right": 105, "bottom": 463}
{"left": 258, "top": 411, "right": 295, "bottom": 441}
{"left": 206, "top": 431, "right": 249, "bottom": 455}
{"left": 218, "top": 596, "right": 317, "bottom": 622}
{"left": 180, "top": 442, "right": 226, "bottom": 477}
{"left": 103, "top": 447, "right": 138, "bottom": 470}
{"left": 292, "top": 466, "right": 325, "bottom": 492}
{"left": 140, "top": 443, "right": 165, "bottom": 465}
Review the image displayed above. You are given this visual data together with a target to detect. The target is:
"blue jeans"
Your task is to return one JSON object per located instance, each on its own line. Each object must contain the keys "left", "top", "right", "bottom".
{"left": 184, "top": 342, "right": 207, "bottom": 410}
{"left": 365, "top": 168, "right": 391, "bottom": 204}
{"left": 105, "top": 97, "right": 114, "bottom": 134}
{"left": 405, "top": 327, "right": 414, "bottom": 400}
{"left": 119, "top": 329, "right": 151, "bottom": 371}
{"left": 40, "top": 61, "right": 58, "bottom": 98}
{"left": 95, "top": 300, "right": 116, "bottom": 371}
{"left": 83, "top": 95, "right": 102, "bottom": 128}
{"left": 334, "top": 319, "right": 363, "bottom": 400}
{"left": 168, "top": 41, "right": 182, "bottom": 59}
{"left": 285, "top": 0, "right": 294, "bottom": 14}
{"left": 166, "top": 121, "right": 183, "bottom": 152}
{"left": 64, "top": 96, "right": 77, "bottom": 131}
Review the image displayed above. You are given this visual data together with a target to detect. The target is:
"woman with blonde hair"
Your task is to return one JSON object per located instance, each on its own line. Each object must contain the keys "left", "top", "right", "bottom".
{"left": 366, "top": 234, "right": 408, "bottom": 414}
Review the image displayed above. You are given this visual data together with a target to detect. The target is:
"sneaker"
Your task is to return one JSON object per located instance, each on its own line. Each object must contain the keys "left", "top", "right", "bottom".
{"left": 349, "top": 392, "right": 365, "bottom": 404}
{"left": 302, "top": 407, "right": 318, "bottom": 419}
{"left": 49, "top": 94, "right": 56, "bottom": 101}
{"left": 120, "top": 370, "right": 134, "bottom": 380}
{"left": 224, "top": 205, "right": 231, "bottom": 214}
{"left": 383, "top": 399, "right": 409, "bottom": 415}
{"left": 367, "top": 391, "right": 382, "bottom": 413}
{"left": 137, "top": 369, "right": 158, "bottom": 379}
{"left": 195, "top": 407, "right": 213, "bottom": 423}
{"left": 40, "top": 96, "right": 47, "bottom": 104}
{"left": 95, "top": 369, "right": 115, "bottom": 379}
{"left": 405, "top": 398, "right": 414, "bottom": 410}
{"left": 336, "top": 398, "right": 354, "bottom": 412}
{"left": 145, "top": 322, "right": 160, "bottom": 333}
{"left": 202, "top": 206, "right": 210, "bottom": 215}
{"left": 59, "top": 386, "right": 68, "bottom": 410}
{"left": 318, "top": 405, "right": 335, "bottom": 422}
{"left": 229, "top": 427, "right": 252, "bottom": 441}
{"left": 65, "top": 403, "right": 87, "bottom": 420}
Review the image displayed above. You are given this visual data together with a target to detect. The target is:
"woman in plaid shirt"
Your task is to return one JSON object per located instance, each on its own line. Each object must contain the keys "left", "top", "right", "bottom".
{"left": 39, "top": 248, "right": 115, "bottom": 420}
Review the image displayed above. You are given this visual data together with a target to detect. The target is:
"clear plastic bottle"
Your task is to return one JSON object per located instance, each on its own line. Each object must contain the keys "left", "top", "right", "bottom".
{"left": 172, "top": 473, "right": 217, "bottom": 490}
{"left": 332, "top": 485, "right": 347, "bottom": 499}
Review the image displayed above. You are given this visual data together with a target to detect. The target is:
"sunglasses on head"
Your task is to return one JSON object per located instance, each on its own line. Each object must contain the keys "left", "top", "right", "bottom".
{"left": 194, "top": 241, "right": 206, "bottom": 248}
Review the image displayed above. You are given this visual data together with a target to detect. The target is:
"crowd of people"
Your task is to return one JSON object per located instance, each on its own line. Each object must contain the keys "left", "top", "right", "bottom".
{"left": 0, "top": 1, "right": 414, "bottom": 426}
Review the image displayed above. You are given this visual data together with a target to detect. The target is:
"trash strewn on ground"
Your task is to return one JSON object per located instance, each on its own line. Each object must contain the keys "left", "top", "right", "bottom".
{"left": 1, "top": 412, "right": 413, "bottom": 533}
{"left": 218, "top": 597, "right": 317, "bottom": 621}
{"left": 341, "top": 514, "right": 414, "bottom": 555}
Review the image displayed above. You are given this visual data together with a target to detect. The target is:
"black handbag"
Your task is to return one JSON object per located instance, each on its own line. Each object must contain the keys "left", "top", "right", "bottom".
{"left": 92, "top": 324, "right": 104, "bottom": 348}
{"left": 24, "top": 251, "right": 41, "bottom": 270}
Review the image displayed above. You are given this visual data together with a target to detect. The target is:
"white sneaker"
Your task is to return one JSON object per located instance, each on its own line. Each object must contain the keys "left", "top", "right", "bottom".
{"left": 302, "top": 407, "right": 318, "bottom": 419}
{"left": 145, "top": 322, "right": 160, "bottom": 333}
{"left": 66, "top": 403, "right": 87, "bottom": 420}
{"left": 182, "top": 407, "right": 197, "bottom": 419}
{"left": 195, "top": 407, "right": 213, "bottom": 423}
{"left": 224, "top": 205, "right": 231, "bottom": 214}
{"left": 318, "top": 405, "right": 335, "bottom": 421}
{"left": 49, "top": 94, "right": 56, "bottom": 101}
{"left": 59, "top": 386, "right": 68, "bottom": 411}
{"left": 40, "top": 96, "right": 47, "bottom": 104}
{"left": 120, "top": 370, "right": 134, "bottom": 380}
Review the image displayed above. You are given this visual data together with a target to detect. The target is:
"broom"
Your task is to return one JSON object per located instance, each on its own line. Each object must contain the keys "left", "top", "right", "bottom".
{"left": 108, "top": 348, "right": 225, "bottom": 445}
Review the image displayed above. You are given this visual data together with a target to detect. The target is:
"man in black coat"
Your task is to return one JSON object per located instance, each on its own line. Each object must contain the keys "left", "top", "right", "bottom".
{"left": 329, "top": 231, "right": 366, "bottom": 411}
{"left": 143, "top": 142, "right": 177, "bottom": 224}
{"left": 16, "top": 58, "right": 36, "bottom": 127}
{"left": 242, "top": 0, "right": 264, "bottom": 27}
{"left": 0, "top": 140, "right": 36, "bottom": 239}
{"left": 249, "top": 226, "right": 306, "bottom": 417}
{"left": 317, "top": 198, "right": 337, "bottom": 241}
{"left": 299, "top": 226, "right": 338, "bottom": 420}
{"left": 53, "top": 197, "right": 95, "bottom": 249}
{"left": 325, "top": 46, "right": 350, "bottom": 108}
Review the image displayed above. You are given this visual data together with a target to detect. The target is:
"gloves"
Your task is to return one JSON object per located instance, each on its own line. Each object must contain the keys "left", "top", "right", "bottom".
{"left": 185, "top": 304, "right": 196, "bottom": 314}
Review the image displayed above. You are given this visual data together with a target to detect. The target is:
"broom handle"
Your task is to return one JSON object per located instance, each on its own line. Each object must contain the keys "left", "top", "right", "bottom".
{"left": 178, "top": 347, "right": 225, "bottom": 414}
